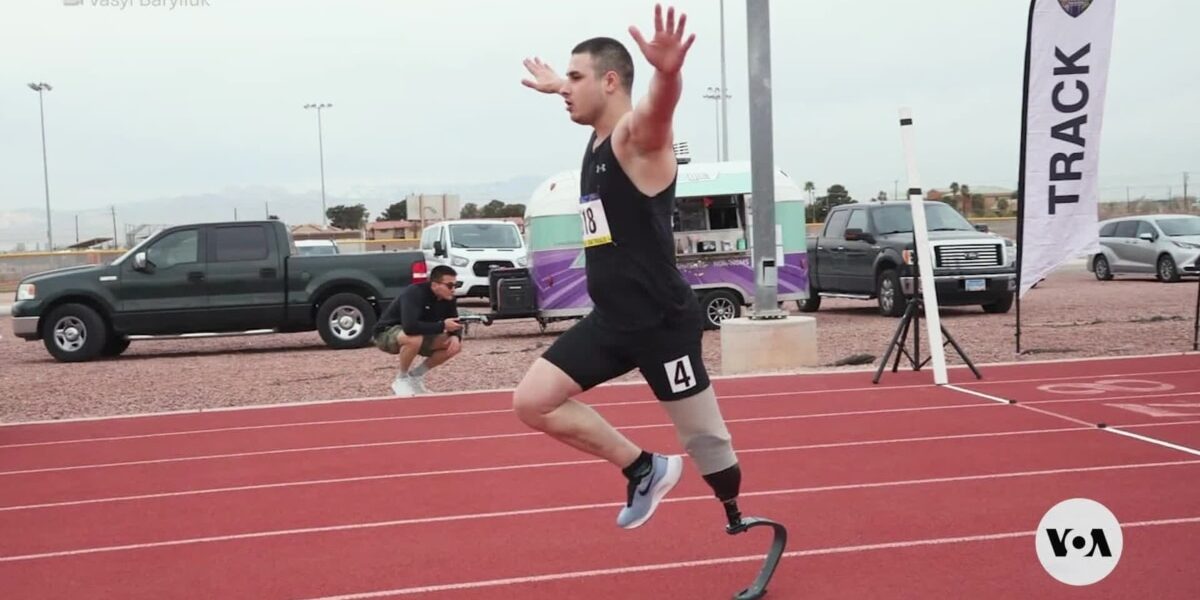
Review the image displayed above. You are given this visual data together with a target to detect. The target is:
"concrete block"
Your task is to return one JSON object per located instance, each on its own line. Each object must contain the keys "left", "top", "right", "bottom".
{"left": 719, "top": 316, "right": 818, "bottom": 375}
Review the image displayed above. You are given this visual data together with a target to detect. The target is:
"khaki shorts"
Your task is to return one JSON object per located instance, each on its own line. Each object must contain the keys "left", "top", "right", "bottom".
{"left": 373, "top": 326, "right": 438, "bottom": 357}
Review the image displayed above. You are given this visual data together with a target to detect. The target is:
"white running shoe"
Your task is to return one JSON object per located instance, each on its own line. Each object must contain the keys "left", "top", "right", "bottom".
{"left": 617, "top": 454, "right": 683, "bottom": 529}
{"left": 410, "top": 375, "right": 427, "bottom": 394}
{"left": 391, "top": 375, "right": 416, "bottom": 397}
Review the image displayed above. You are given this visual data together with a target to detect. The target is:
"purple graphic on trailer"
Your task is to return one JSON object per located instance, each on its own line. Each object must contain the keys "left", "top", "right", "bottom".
{"left": 531, "top": 248, "right": 809, "bottom": 311}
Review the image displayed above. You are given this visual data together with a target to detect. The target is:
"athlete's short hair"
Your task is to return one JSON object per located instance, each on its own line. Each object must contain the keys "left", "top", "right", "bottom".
{"left": 572, "top": 37, "right": 634, "bottom": 94}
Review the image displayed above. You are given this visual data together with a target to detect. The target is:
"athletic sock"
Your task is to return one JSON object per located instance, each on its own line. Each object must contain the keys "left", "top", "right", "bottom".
{"left": 409, "top": 362, "right": 429, "bottom": 377}
{"left": 620, "top": 450, "right": 654, "bottom": 508}
{"left": 622, "top": 450, "right": 653, "bottom": 481}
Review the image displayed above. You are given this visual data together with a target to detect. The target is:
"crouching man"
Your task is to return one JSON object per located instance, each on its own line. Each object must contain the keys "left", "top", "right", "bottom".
{"left": 373, "top": 265, "right": 463, "bottom": 396}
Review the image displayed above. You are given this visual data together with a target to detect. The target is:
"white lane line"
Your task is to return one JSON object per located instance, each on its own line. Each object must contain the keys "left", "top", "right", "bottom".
{"left": 0, "top": 382, "right": 958, "bottom": 448}
{"left": 295, "top": 516, "right": 1200, "bottom": 599}
{"left": 5, "top": 364, "right": 1196, "bottom": 441}
{"left": 12, "top": 387, "right": 1191, "bottom": 451}
{"left": 944, "top": 385, "right": 1012, "bottom": 405}
{"left": 0, "top": 369, "right": 925, "bottom": 428}
{"left": 0, "top": 402, "right": 1003, "bottom": 477}
{"left": 1103, "top": 426, "right": 1200, "bottom": 457}
{"left": 0, "top": 426, "right": 1087, "bottom": 512}
{"left": 5, "top": 386, "right": 1194, "bottom": 452}
{"left": 2, "top": 459, "right": 1197, "bottom": 563}
{"left": 947, "top": 383, "right": 1200, "bottom": 456}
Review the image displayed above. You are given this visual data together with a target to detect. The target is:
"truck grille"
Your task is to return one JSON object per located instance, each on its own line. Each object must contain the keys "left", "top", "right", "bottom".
{"left": 473, "top": 260, "right": 514, "bottom": 277}
{"left": 934, "top": 244, "right": 1002, "bottom": 269}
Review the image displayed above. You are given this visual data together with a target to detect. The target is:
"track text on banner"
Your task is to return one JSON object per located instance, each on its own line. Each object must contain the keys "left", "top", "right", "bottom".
{"left": 1015, "top": 0, "right": 1117, "bottom": 299}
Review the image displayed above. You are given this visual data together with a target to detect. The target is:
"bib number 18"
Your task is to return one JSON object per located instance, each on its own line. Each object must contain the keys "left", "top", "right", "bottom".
{"left": 579, "top": 193, "right": 613, "bottom": 247}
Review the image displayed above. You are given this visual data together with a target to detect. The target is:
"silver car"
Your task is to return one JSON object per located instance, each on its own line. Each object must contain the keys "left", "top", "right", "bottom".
{"left": 1089, "top": 214, "right": 1200, "bottom": 282}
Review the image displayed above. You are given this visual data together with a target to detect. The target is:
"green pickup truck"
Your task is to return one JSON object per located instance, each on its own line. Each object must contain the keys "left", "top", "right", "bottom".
{"left": 10, "top": 219, "right": 428, "bottom": 362}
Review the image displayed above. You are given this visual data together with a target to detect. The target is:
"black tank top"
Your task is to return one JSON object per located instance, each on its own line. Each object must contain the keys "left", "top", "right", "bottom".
{"left": 579, "top": 132, "right": 695, "bottom": 330}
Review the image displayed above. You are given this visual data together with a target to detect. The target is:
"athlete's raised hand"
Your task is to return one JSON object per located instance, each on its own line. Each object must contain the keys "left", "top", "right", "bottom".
{"left": 629, "top": 4, "right": 695, "bottom": 75}
{"left": 521, "top": 57, "right": 564, "bottom": 94}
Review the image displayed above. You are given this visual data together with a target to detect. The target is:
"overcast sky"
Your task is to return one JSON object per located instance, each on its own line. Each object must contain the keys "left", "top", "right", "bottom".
{"left": 2, "top": 0, "right": 1198, "bottom": 233}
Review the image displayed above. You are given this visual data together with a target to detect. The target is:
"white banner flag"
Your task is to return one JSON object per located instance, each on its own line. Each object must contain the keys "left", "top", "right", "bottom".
{"left": 1017, "top": 0, "right": 1117, "bottom": 298}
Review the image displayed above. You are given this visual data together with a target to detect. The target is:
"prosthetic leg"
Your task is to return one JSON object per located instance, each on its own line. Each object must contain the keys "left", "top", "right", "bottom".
{"left": 703, "top": 465, "right": 788, "bottom": 600}
{"left": 664, "top": 388, "right": 788, "bottom": 599}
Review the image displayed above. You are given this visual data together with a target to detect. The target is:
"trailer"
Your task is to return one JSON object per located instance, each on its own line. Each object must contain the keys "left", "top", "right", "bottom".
{"left": 471, "top": 160, "right": 811, "bottom": 332}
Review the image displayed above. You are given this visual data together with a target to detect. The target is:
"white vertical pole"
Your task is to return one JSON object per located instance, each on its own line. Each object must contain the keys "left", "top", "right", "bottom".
{"left": 719, "top": 0, "right": 729, "bottom": 161}
{"left": 898, "top": 108, "right": 948, "bottom": 384}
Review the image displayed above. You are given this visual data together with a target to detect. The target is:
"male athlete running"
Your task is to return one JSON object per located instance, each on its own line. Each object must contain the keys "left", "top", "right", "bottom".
{"left": 514, "top": 4, "right": 745, "bottom": 530}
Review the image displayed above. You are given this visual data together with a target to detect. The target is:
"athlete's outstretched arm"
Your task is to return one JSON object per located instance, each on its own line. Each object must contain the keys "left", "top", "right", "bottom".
{"left": 627, "top": 4, "right": 695, "bottom": 154}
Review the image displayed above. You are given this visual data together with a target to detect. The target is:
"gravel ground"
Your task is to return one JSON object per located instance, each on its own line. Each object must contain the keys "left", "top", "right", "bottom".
{"left": 2, "top": 264, "right": 1197, "bottom": 422}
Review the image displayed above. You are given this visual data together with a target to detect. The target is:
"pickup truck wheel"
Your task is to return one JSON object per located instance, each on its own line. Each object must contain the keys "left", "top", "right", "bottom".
{"left": 316, "top": 293, "right": 377, "bottom": 349}
{"left": 982, "top": 291, "right": 1014, "bottom": 314}
{"left": 876, "top": 269, "right": 905, "bottom": 317}
{"left": 699, "top": 290, "right": 740, "bottom": 330}
{"left": 43, "top": 303, "right": 109, "bottom": 363}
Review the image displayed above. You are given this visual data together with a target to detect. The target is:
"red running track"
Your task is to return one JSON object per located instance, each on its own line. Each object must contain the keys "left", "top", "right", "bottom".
{"left": 1, "top": 353, "right": 1198, "bottom": 599}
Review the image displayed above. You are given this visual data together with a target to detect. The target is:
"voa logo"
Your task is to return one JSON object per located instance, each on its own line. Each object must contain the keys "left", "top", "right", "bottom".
{"left": 1036, "top": 498, "right": 1123, "bottom": 586}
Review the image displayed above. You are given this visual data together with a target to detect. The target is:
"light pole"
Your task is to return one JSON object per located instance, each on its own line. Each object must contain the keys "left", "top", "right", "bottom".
{"left": 703, "top": 86, "right": 730, "bottom": 162}
{"left": 28, "top": 82, "right": 53, "bottom": 251}
{"left": 304, "top": 103, "right": 332, "bottom": 226}
{"left": 718, "top": 0, "right": 730, "bottom": 161}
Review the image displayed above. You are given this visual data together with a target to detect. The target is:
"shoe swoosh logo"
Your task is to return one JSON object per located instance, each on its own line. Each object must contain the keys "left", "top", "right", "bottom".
{"left": 637, "top": 475, "right": 653, "bottom": 496}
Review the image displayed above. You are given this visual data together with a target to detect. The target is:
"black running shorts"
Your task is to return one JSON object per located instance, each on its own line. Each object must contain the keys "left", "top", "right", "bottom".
{"left": 542, "top": 309, "right": 711, "bottom": 402}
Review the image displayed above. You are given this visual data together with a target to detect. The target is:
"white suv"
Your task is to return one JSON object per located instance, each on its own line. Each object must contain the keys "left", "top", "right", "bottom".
{"left": 420, "top": 220, "right": 528, "bottom": 297}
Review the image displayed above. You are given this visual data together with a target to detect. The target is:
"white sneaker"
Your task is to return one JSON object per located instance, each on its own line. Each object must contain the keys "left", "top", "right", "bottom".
{"left": 391, "top": 375, "right": 416, "bottom": 397}
{"left": 410, "top": 375, "right": 427, "bottom": 394}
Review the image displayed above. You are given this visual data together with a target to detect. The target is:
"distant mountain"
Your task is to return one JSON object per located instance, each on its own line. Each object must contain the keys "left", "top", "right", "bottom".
{"left": 0, "top": 175, "right": 546, "bottom": 252}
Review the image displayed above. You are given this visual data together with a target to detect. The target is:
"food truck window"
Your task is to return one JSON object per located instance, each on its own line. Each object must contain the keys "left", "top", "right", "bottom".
{"left": 706, "top": 195, "right": 740, "bottom": 230}
{"left": 673, "top": 195, "right": 740, "bottom": 232}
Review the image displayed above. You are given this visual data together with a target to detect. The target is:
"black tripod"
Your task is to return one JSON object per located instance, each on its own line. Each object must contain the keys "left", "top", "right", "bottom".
{"left": 873, "top": 257, "right": 981, "bottom": 384}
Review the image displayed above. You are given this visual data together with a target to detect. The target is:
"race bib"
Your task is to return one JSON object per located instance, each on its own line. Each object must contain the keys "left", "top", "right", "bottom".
{"left": 579, "top": 193, "right": 613, "bottom": 247}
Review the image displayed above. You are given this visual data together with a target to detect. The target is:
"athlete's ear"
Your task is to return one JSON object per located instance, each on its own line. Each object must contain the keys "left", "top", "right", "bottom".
{"left": 603, "top": 70, "right": 620, "bottom": 93}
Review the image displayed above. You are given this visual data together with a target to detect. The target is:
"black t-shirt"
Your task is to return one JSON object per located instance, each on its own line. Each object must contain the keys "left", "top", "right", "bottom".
{"left": 374, "top": 282, "right": 459, "bottom": 336}
{"left": 579, "top": 133, "right": 694, "bottom": 331}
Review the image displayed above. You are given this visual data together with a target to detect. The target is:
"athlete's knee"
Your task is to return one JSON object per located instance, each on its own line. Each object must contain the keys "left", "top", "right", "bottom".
{"left": 512, "top": 359, "right": 575, "bottom": 429}
{"left": 511, "top": 383, "right": 547, "bottom": 428}
{"left": 682, "top": 428, "right": 736, "bottom": 472}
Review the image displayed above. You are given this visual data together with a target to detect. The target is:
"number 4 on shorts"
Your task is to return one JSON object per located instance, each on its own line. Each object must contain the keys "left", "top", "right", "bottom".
{"left": 664, "top": 355, "right": 696, "bottom": 394}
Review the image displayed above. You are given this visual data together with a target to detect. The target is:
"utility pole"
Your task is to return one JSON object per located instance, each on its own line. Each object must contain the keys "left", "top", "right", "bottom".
{"left": 28, "top": 82, "right": 53, "bottom": 251}
{"left": 75, "top": 214, "right": 79, "bottom": 244}
{"left": 703, "top": 87, "right": 728, "bottom": 160}
{"left": 111, "top": 206, "right": 119, "bottom": 249}
{"left": 719, "top": 0, "right": 729, "bottom": 161}
{"left": 746, "top": 0, "right": 785, "bottom": 318}
{"left": 1185, "top": 172, "right": 1190, "bottom": 212}
{"left": 304, "top": 103, "right": 332, "bottom": 226}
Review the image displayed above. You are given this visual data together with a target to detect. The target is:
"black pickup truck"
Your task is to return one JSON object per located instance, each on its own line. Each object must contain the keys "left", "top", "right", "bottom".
{"left": 10, "top": 219, "right": 428, "bottom": 362}
{"left": 801, "top": 201, "right": 1016, "bottom": 316}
